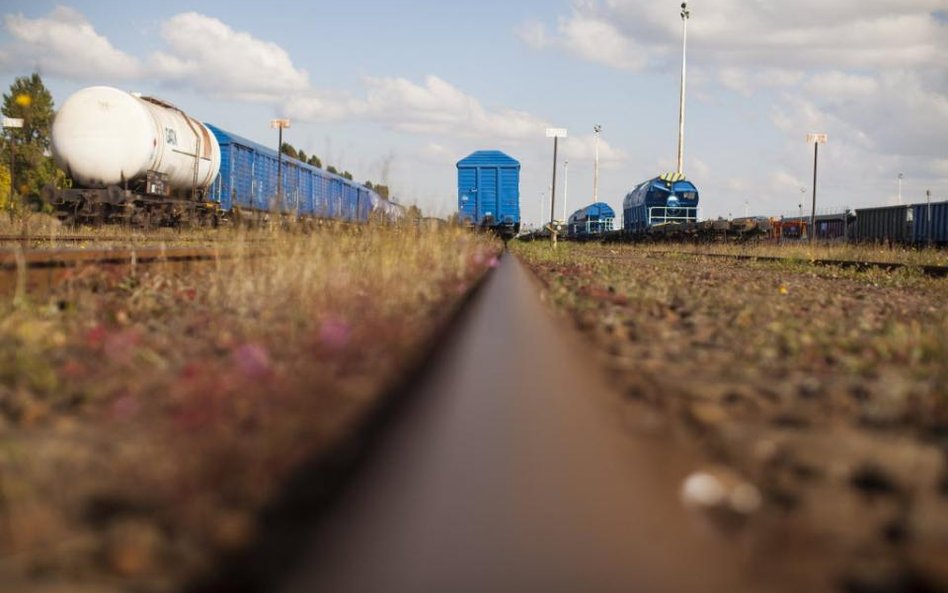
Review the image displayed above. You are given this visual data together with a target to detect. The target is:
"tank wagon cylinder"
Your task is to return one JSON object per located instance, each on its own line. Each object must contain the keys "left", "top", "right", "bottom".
{"left": 51, "top": 86, "right": 220, "bottom": 192}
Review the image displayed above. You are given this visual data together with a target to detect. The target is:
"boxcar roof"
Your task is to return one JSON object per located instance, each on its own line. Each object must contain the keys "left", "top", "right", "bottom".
{"left": 456, "top": 150, "right": 520, "bottom": 168}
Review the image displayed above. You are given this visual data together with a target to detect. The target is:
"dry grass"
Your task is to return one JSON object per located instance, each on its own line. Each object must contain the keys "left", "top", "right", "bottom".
{"left": 0, "top": 223, "right": 500, "bottom": 591}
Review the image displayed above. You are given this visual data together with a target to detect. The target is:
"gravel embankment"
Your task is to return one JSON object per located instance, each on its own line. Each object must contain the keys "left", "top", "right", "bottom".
{"left": 517, "top": 242, "right": 948, "bottom": 592}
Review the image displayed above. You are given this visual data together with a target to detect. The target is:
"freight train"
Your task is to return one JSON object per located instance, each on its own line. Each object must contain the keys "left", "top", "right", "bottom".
{"left": 44, "top": 86, "right": 401, "bottom": 226}
{"left": 456, "top": 150, "right": 521, "bottom": 239}
{"left": 777, "top": 203, "right": 948, "bottom": 245}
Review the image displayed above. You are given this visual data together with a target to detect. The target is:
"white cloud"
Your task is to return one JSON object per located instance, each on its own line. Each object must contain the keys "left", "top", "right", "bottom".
{"left": 557, "top": 13, "right": 647, "bottom": 71}
{"left": 350, "top": 75, "right": 552, "bottom": 141}
{"left": 804, "top": 71, "right": 879, "bottom": 97}
{"left": 523, "top": 2, "right": 948, "bottom": 75}
{"left": 561, "top": 133, "right": 628, "bottom": 165}
{"left": 150, "top": 12, "right": 309, "bottom": 101}
{"left": 1, "top": 6, "right": 142, "bottom": 79}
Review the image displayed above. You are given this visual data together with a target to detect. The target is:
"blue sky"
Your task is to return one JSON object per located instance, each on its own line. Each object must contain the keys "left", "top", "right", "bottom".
{"left": 2, "top": 1, "right": 946, "bottom": 224}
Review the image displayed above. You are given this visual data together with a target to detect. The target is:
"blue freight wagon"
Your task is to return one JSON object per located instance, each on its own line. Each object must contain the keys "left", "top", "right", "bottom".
{"left": 207, "top": 124, "right": 376, "bottom": 222}
{"left": 623, "top": 173, "right": 699, "bottom": 235}
{"left": 853, "top": 205, "right": 912, "bottom": 244}
{"left": 457, "top": 150, "right": 521, "bottom": 238}
{"left": 911, "top": 201, "right": 948, "bottom": 245}
{"left": 567, "top": 202, "right": 616, "bottom": 238}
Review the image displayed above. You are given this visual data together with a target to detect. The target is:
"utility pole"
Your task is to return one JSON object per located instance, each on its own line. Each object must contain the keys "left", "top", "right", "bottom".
{"left": 676, "top": 2, "right": 690, "bottom": 175}
{"left": 898, "top": 172, "right": 903, "bottom": 205}
{"left": 563, "top": 159, "right": 569, "bottom": 222}
{"left": 593, "top": 124, "right": 602, "bottom": 202}
{"left": 271, "top": 118, "right": 290, "bottom": 212}
{"left": 927, "top": 189, "right": 933, "bottom": 246}
{"left": 806, "top": 133, "right": 827, "bottom": 243}
{"left": 545, "top": 127, "right": 567, "bottom": 226}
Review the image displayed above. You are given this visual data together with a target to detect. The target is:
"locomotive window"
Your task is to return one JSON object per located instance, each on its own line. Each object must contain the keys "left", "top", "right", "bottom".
{"left": 165, "top": 128, "right": 178, "bottom": 146}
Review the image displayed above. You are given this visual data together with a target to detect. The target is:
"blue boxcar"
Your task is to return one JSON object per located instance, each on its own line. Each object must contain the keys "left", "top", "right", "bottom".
{"left": 568, "top": 202, "right": 615, "bottom": 237}
{"left": 911, "top": 201, "right": 948, "bottom": 245}
{"left": 854, "top": 205, "right": 911, "bottom": 244}
{"left": 457, "top": 150, "right": 520, "bottom": 236}
{"left": 622, "top": 173, "right": 699, "bottom": 234}
{"left": 207, "top": 124, "right": 377, "bottom": 222}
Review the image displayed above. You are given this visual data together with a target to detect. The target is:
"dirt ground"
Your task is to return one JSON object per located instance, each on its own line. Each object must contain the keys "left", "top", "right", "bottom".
{"left": 517, "top": 242, "right": 948, "bottom": 593}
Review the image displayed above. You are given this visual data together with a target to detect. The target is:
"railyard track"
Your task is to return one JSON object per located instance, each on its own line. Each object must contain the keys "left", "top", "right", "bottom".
{"left": 0, "top": 233, "right": 271, "bottom": 245}
{"left": 197, "top": 253, "right": 826, "bottom": 593}
{"left": 0, "top": 245, "right": 249, "bottom": 298}
{"left": 613, "top": 249, "right": 948, "bottom": 278}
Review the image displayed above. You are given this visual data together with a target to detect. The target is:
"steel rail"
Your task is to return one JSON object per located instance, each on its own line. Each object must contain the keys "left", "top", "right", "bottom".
{"left": 0, "top": 246, "right": 232, "bottom": 271}
{"left": 0, "top": 234, "right": 270, "bottom": 244}
{"left": 0, "top": 245, "right": 261, "bottom": 299}
{"left": 196, "top": 253, "right": 826, "bottom": 593}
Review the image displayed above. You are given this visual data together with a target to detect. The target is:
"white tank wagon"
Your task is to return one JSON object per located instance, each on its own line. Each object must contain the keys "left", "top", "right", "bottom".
{"left": 46, "top": 86, "right": 222, "bottom": 225}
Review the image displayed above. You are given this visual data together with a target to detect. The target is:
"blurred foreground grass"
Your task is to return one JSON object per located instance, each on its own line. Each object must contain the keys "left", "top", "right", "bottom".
{"left": 0, "top": 223, "right": 500, "bottom": 591}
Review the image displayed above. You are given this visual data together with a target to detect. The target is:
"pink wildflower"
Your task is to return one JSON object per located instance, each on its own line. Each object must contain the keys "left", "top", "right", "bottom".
{"left": 233, "top": 343, "right": 272, "bottom": 379}
{"left": 319, "top": 318, "right": 351, "bottom": 351}
{"left": 103, "top": 330, "right": 140, "bottom": 365}
{"left": 111, "top": 393, "right": 140, "bottom": 421}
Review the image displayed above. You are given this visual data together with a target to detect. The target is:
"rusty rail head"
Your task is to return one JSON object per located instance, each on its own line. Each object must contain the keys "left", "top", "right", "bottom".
{"left": 0, "top": 246, "right": 233, "bottom": 271}
{"left": 600, "top": 250, "right": 948, "bottom": 278}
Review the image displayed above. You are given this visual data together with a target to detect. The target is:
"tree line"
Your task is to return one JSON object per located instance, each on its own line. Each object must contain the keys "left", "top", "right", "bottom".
{"left": 0, "top": 73, "right": 397, "bottom": 213}
{"left": 279, "top": 141, "right": 391, "bottom": 201}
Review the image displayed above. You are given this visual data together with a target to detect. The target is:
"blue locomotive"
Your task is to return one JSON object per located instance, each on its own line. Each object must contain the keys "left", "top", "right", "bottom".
{"left": 623, "top": 172, "right": 699, "bottom": 235}
{"left": 567, "top": 202, "right": 616, "bottom": 238}
{"left": 456, "top": 150, "right": 521, "bottom": 239}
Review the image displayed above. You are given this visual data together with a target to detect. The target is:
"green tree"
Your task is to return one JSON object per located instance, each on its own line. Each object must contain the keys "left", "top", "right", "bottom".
{"left": 297, "top": 149, "right": 307, "bottom": 164}
{"left": 0, "top": 162, "right": 11, "bottom": 210}
{"left": 307, "top": 154, "right": 322, "bottom": 168}
{"left": 373, "top": 184, "right": 390, "bottom": 200}
{"left": 342, "top": 170, "right": 353, "bottom": 181}
{"left": 2, "top": 73, "right": 64, "bottom": 202}
{"left": 280, "top": 142, "right": 298, "bottom": 160}
{"left": 327, "top": 165, "right": 338, "bottom": 175}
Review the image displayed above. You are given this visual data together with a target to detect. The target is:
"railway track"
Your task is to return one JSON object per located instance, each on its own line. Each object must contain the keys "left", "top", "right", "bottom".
{"left": 628, "top": 249, "right": 948, "bottom": 278}
{"left": 0, "top": 245, "right": 246, "bottom": 298}
{"left": 0, "top": 233, "right": 271, "bottom": 244}
{"left": 198, "top": 253, "right": 825, "bottom": 593}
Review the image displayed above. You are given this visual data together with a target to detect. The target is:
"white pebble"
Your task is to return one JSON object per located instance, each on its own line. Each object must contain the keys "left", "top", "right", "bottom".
{"left": 681, "top": 472, "right": 726, "bottom": 508}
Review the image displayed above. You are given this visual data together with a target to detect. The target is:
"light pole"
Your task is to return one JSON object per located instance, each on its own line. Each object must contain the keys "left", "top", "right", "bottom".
{"left": 676, "top": 2, "right": 691, "bottom": 175}
{"left": 898, "top": 172, "right": 903, "bottom": 205}
{"left": 563, "top": 159, "right": 569, "bottom": 222}
{"left": 927, "top": 189, "right": 932, "bottom": 246}
{"left": 593, "top": 124, "right": 602, "bottom": 202}
{"left": 271, "top": 118, "right": 290, "bottom": 212}
{"left": 806, "top": 133, "right": 827, "bottom": 243}
{"left": 545, "top": 127, "right": 567, "bottom": 226}
{"left": 2, "top": 117, "right": 23, "bottom": 206}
